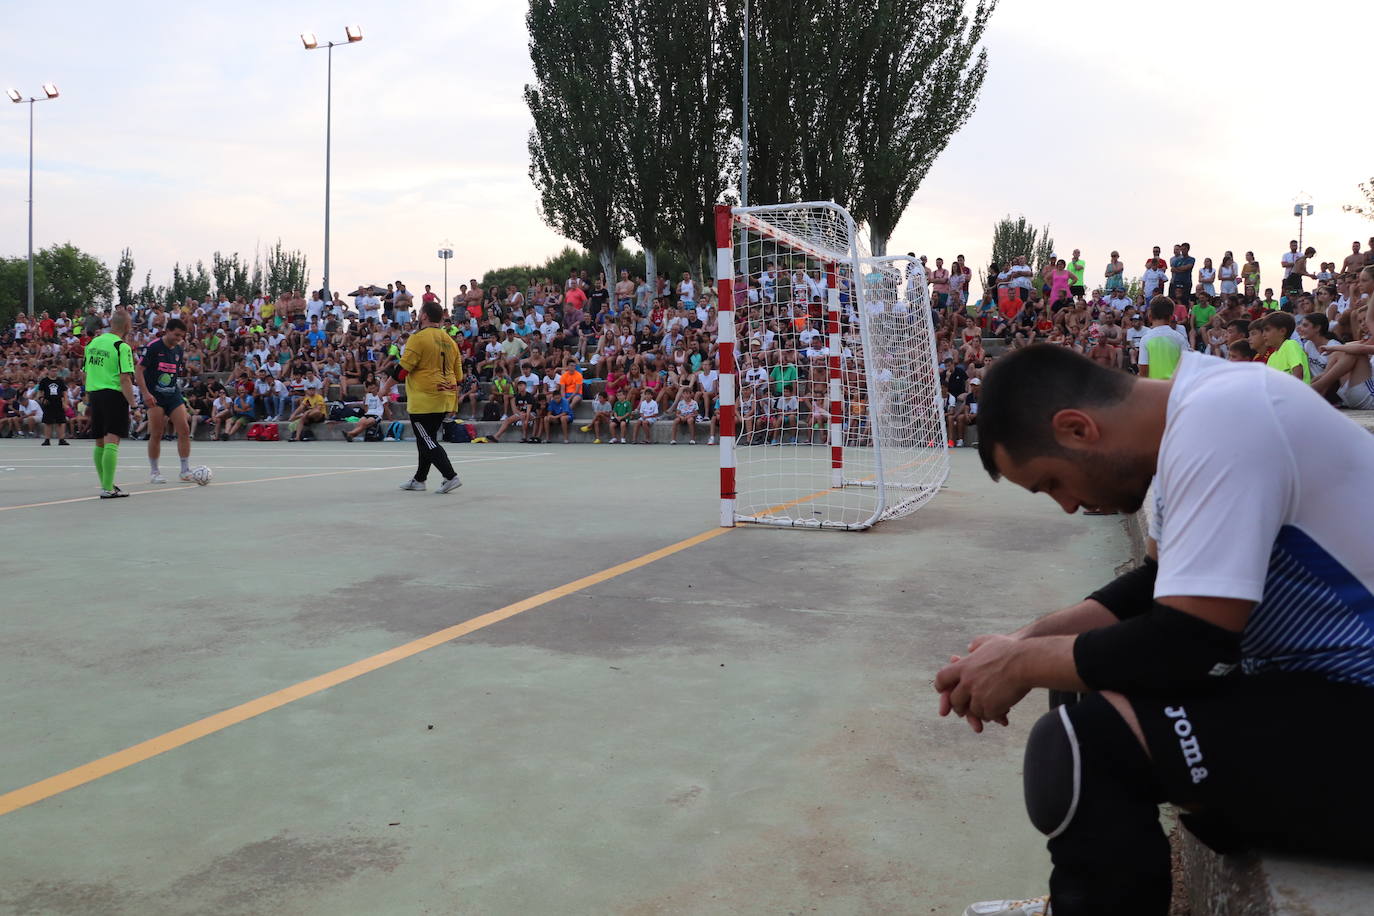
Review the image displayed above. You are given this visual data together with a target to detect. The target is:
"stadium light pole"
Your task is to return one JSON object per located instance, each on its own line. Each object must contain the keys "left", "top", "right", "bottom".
{"left": 8, "top": 83, "right": 60, "bottom": 318}
{"left": 1292, "top": 192, "right": 1313, "bottom": 250}
{"left": 438, "top": 244, "right": 453, "bottom": 313}
{"left": 301, "top": 26, "right": 363, "bottom": 307}
{"left": 740, "top": 0, "right": 749, "bottom": 209}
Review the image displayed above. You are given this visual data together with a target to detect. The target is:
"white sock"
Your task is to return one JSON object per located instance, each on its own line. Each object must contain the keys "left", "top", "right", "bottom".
{"left": 149, "top": 458, "right": 159, "bottom": 474}
{"left": 180, "top": 457, "right": 190, "bottom": 473}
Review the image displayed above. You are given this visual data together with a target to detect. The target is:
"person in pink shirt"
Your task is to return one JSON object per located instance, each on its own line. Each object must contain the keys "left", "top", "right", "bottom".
{"left": 1048, "top": 258, "right": 1074, "bottom": 311}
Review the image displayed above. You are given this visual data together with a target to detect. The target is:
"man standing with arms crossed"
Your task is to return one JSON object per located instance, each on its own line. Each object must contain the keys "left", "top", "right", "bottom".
{"left": 393, "top": 300, "right": 463, "bottom": 494}
{"left": 84, "top": 309, "right": 137, "bottom": 499}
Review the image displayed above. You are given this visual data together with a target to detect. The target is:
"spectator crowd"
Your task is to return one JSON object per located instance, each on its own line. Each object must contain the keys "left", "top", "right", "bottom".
{"left": 2, "top": 235, "right": 1372, "bottom": 448}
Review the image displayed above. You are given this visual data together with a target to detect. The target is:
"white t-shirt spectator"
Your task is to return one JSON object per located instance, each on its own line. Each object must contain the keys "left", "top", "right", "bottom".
{"left": 743, "top": 366, "right": 769, "bottom": 390}
{"left": 697, "top": 368, "right": 719, "bottom": 395}
{"left": 1142, "top": 267, "right": 1168, "bottom": 299}
{"left": 1008, "top": 265, "right": 1033, "bottom": 290}
{"left": 517, "top": 370, "right": 540, "bottom": 391}
{"left": 638, "top": 398, "right": 660, "bottom": 420}
{"left": 363, "top": 392, "right": 385, "bottom": 418}
{"left": 539, "top": 319, "right": 560, "bottom": 343}
{"left": 1107, "top": 293, "right": 1133, "bottom": 313}
{"left": 775, "top": 394, "right": 800, "bottom": 412}
{"left": 677, "top": 278, "right": 696, "bottom": 304}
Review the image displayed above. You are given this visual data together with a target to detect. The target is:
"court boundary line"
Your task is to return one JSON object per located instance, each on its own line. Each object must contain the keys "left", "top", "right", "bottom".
{"left": 0, "top": 453, "right": 552, "bottom": 513}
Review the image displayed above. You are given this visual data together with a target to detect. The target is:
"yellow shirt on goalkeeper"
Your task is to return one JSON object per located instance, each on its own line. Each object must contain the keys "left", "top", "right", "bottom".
{"left": 400, "top": 326, "right": 460, "bottom": 414}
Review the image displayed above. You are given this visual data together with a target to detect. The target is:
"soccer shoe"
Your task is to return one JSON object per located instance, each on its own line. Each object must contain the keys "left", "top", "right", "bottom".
{"left": 179, "top": 470, "right": 196, "bottom": 482}
{"left": 707, "top": 436, "right": 716, "bottom": 445}
{"left": 669, "top": 440, "right": 677, "bottom": 445}
{"left": 689, "top": 439, "right": 696, "bottom": 444}
{"left": 963, "top": 895, "right": 1050, "bottom": 916}
{"left": 41, "top": 439, "right": 51, "bottom": 446}
{"left": 58, "top": 439, "right": 70, "bottom": 445}
{"left": 384, "top": 436, "right": 397, "bottom": 442}
{"left": 399, "top": 479, "right": 426, "bottom": 491}
{"left": 593, "top": 438, "right": 602, "bottom": 444}
{"left": 436, "top": 476, "right": 463, "bottom": 494}
{"left": 580, "top": 425, "right": 591, "bottom": 433}
{"left": 149, "top": 472, "right": 167, "bottom": 484}
{"left": 100, "top": 486, "right": 130, "bottom": 499}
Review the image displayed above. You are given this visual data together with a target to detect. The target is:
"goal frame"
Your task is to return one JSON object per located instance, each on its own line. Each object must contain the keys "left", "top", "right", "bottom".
{"left": 714, "top": 202, "right": 947, "bottom": 530}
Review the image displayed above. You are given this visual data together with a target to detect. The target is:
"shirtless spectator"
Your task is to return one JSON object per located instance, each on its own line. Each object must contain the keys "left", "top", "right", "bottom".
{"left": 1312, "top": 267, "right": 1374, "bottom": 408}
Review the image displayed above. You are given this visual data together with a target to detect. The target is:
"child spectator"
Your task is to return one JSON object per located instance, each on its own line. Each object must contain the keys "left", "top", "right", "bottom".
{"left": 632, "top": 389, "right": 659, "bottom": 444}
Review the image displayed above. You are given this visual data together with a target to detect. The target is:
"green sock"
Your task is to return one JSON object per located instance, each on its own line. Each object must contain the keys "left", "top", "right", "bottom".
{"left": 101, "top": 443, "right": 120, "bottom": 490}
{"left": 93, "top": 444, "right": 106, "bottom": 488}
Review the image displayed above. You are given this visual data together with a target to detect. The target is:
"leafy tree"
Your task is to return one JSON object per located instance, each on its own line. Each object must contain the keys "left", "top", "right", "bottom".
{"left": 853, "top": 0, "right": 994, "bottom": 254}
{"left": 35, "top": 243, "right": 114, "bottom": 314}
{"left": 115, "top": 248, "right": 136, "bottom": 306}
{"left": 135, "top": 270, "right": 164, "bottom": 307}
{"left": 212, "top": 251, "right": 254, "bottom": 301}
{"left": 167, "top": 260, "right": 213, "bottom": 305}
{"left": 264, "top": 241, "right": 310, "bottom": 297}
{"left": 1344, "top": 178, "right": 1374, "bottom": 221}
{"left": 0, "top": 257, "right": 45, "bottom": 327}
{"left": 982, "top": 215, "right": 1053, "bottom": 298}
{"left": 525, "top": 0, "right": 626, "bottom": 287}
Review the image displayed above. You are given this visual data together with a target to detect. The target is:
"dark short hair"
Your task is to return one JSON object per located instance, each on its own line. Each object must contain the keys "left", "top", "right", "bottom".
{"left": 1229, "top": 340, "right": 1255, "bottom": 359}
{"left": 1264, "top": 311, "right": 1296, "bottom": 336}
{"left": 1226, "top": 319, "right": 1251, "bottom": 334}
{"left": 1148, "top": 296, "right": 1174, "bottom": 321}
{"left": 421, "top": 301, "right": 443, "bottom": 323}
{"left": 976, "top": 345, "right": 1133, "bottom": 479}
{"left": 164, "top": 318, "right": 187, "bottom": 333}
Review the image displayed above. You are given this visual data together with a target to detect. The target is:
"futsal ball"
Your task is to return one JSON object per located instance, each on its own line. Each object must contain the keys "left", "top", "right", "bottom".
{"left": 191, "top": 465, "right": 213, "bottom": 486}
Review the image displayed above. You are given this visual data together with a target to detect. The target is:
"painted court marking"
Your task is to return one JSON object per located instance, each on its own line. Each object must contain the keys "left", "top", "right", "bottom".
{"left": 0, "top": 452, "right": 551, "bottom": 513}
{"left": 0, "top": 524, "right": 735, "bottom": 818}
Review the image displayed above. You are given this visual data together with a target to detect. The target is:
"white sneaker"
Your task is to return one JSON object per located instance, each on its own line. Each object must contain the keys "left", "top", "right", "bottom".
{"left": 399, "top": 479, "right": 426, "bottom": 491}
{"left": 708, "top": 436, "right": 715, "bottom": 445}
{"left": 179, "top": 470, "right": 195, "bottom": 482}
{"left": 149, "top": 472, "right": 167, "bottom": 484}
{"left": 670, "top": 440, "right": 677, "bottom": 445}
{"left": 956, "top": 438, "right": 965, "bottom": 447}
{"left": 384, "top": 436, "right": 397, "bottom": 442}
{"left": 436, "top": 476, "right": 463, "bottom": 494}
{"left": 689, "top": 439, "right": 696, "bottom": 444}
{"left": 963, "top": 895, "right": 1050, "bottom": 916}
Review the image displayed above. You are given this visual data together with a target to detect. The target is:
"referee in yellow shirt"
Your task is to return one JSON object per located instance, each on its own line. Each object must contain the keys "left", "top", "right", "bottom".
{"left": 393, "top": 301, "right": 463, "bottom": 494}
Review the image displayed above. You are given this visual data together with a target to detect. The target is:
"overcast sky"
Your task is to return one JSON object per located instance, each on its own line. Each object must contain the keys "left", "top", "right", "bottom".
{"left": 3, "top": 0, "right": 1370, "bottom": 302}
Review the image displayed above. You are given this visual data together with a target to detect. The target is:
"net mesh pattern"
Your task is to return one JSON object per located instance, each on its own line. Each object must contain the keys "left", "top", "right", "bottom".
{"left": 727, "top": 204, "right": 948, "bottom": 529}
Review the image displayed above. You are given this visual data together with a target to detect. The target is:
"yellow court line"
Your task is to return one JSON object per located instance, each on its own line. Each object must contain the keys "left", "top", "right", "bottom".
{"left": 0, "top": 525, "right": 734, "bottom": 818}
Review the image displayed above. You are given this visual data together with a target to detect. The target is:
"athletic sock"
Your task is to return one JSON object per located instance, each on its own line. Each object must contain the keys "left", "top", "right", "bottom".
{"left": 180, "top": 456, "right": 190, "bottom": 474}
{"left": 149, "top": 456, "right": 160, "bottom": 474}
{"left": 102, "top": 443, "right": 120, "bottom": 491}
{"left": 93, "top": 444, "right": 106, "bottom": 488}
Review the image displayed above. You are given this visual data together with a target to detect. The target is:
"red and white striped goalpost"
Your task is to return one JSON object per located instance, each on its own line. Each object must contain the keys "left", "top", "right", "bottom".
{"left": 825, "top": 265, "right": 843, "bottom": 488}
{"left": 714, "top": 204, "right": 737, "bottom": 528}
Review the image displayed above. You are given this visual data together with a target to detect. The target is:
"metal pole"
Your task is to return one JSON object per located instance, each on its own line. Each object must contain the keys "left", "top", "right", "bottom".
{"left": 443, "top": 259, "right": 448, "bottom": 314}
{"left": 740, "top": 0, "right": 749, "bottom": 208}
{"left": 323, "top": 42, "right": 333, "bottom": 304}
{"left": 26, "top": 100, "right": 35, "bottom": 318}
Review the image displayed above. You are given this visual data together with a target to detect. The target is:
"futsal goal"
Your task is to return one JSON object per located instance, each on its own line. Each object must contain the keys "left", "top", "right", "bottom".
{"left": 714, "top": 201, "right": 948, "bottom": 530}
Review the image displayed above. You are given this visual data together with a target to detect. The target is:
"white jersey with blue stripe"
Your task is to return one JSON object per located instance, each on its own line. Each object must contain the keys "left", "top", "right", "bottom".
{"left": 1151, "top": 352, "right": 1374, "bottom": 688}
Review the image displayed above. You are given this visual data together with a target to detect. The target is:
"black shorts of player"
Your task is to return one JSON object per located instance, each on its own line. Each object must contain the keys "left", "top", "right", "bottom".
{"left": 41, "top": 404, "right": 66, "bottom": 425}
{"left": 1129, "top": 670, "right": 1374, "bottom": 858}
{"left": 1070, "top": 285, "right": 1085, "bottom": 297}
{"left": 89, "top": 389, "right": 131, "bottom": 439}
{"left": 1281, "top": 275, "right": 1302, "bottom": 294}
{"left": 150, "top": 395, "right": 185, "bottom": 416}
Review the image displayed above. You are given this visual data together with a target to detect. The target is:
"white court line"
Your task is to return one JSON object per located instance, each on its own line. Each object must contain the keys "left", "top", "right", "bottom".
{"left": 0, "top": 452, "right": 552, "bottom": 512}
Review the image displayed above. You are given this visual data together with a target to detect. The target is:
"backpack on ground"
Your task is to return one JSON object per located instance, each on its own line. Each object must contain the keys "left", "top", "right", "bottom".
{"left": 364, "top": 422, "right": 383, "bottom": 442}
{"left": 327, "top": 402, "right": 348, "bottom": 421}
{"left": 386, "top": 420, "right": 406, "bottom": 441}
{"left": 481, "top": 401, "right": 501, "bottom": 421}
{"left": 443, "top": 419, "right": 472, "bottom": 443}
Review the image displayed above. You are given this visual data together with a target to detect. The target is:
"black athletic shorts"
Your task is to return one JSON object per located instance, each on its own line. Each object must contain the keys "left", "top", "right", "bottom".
{"left": 150, "top": 394, "right": 185, "bottom": 415}
{"left": 41, "top": 404, "right": 65, "bottom": 425}
{"left": 1070, "top": 285, "right": 1085, "bottom": 297}
{"left": 89, "top": 389, "right": 131, "bottom": 440}
{"left": 1129, "top": 671, "right": 1374, "bottom": 859}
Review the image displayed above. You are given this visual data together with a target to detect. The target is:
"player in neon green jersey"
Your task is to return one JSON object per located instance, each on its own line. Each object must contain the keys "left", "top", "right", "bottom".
{"left": 83, "top": 310, "right": 137, "bottom": 498}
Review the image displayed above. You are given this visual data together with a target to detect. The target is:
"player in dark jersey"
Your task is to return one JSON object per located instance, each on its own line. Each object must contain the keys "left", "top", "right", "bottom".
{"left": 137, "top": 318, "right": 195, "bottom": 484}
{"left": 33, "top": 362, "right": 69, "bottom": 446}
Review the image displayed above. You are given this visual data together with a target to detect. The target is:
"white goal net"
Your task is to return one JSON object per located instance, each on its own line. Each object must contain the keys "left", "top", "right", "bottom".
{"left": 714, "top": 202, "right": 948, "bottom": 530}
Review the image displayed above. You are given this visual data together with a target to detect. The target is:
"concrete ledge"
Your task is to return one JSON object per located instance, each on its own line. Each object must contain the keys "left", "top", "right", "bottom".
{"left": 1130, "top": 482, "right": 1374, "bottom": 915}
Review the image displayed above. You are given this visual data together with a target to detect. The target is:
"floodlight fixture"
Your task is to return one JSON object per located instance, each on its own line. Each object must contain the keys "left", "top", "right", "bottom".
{"left": 300, "top": 32, "right": 318, "bottom": 49}
{"left": 41, "top": 83, "right": 58, "bottom": 99}
{"left": 6, "top": 88, "right": 21, "bottom": 103}
{"left": 345, "top": 25, "right": 363, "bottom": 42}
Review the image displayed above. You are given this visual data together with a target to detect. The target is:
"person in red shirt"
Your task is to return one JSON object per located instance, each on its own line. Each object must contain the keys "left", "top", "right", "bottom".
{"left": 1144, "top": 245, "right": 1167, "bottom": 272}
{"left": 38, "top": 312, "right": 56, "bottom": 341}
